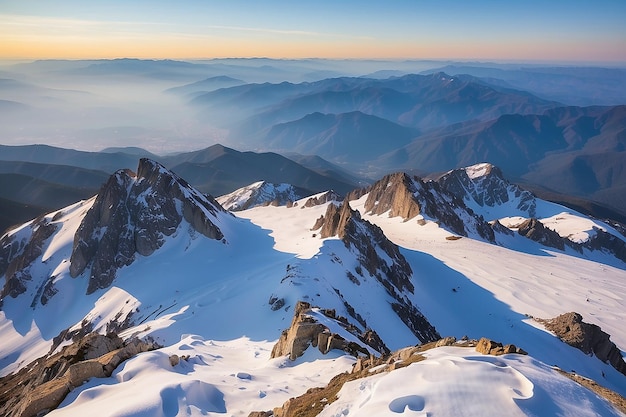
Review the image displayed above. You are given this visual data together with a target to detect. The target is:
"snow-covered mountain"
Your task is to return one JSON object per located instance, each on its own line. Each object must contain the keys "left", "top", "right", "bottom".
{"left": 1, "top": 160, "right": 625, "bottom": 416}
{"left": 216, "top": 181, "right": 306, "bottom": 211}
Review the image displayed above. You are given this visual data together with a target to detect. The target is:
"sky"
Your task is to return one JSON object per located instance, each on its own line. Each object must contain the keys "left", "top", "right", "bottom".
{"left": 1, "top": 0, "right": 625, "bottom": 63}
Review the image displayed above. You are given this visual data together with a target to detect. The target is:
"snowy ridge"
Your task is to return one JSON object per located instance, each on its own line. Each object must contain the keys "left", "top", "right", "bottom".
{"left": 217, "top": 181, "right": 304, "bottom": 211}
{"left": 438, "top": 162, "right": 538, "bottom": 219}
{"left": 319, "top": 346, "right": 623, "bottom": 417}
{"left": 438, "top": 163, "right": 626, "bottom": 264}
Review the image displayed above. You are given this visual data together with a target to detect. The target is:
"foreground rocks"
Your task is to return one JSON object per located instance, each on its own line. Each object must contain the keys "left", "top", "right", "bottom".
{"left": 0, "top": 332, "right": 159, "bottom": 417}
{"left": 256, "top": 336, "right": 528, "bottom": 417}
{"left": 475, "top": 337, "right": 528, "bottom": 356}
{"left": 540, "top": 312, "right": 626, "bottom": 376}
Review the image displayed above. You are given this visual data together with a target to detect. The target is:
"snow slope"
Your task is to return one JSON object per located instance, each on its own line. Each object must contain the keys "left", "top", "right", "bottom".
{"left": 1, "top": 165, "right": 626, "bottom": 416}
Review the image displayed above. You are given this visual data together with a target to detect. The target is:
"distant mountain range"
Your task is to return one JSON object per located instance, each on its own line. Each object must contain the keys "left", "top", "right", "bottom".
{"left": 422, "top": 65, "right": 626, "bottom": 106}
{"left": 186, "top": 72, "right": 625, "bottom": 216}
{"left": 1, "top": 58, "right": 625, "bottom": 225}
{"left": 0, "top": 144, "right": 361, "bottom": 233}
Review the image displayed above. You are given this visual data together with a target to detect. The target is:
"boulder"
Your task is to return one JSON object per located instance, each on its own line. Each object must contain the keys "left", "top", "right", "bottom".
{"left": 169, "top": 354, "right": 180, "bottom": 367}
{"left": 18, "top": 375, "right": 72, "bottom": 417}
{"left": 68, "top": 360, "right": 106, "bottom": 386}
{"left": 475, "top": 337, "right": 527, "bottom": 356}
{"left": 435, "top": 336, "right": 457, "bottom": 347}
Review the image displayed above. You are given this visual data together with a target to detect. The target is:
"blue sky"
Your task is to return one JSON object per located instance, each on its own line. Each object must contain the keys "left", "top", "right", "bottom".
{"left": 1, "top": 0, "right": 625, "bottom": 62}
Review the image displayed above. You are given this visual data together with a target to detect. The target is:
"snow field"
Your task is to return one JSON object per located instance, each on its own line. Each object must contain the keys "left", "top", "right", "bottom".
{"left": 318, "top": 346, "right": 624, "bottom": 417}
{"left": 50, "top": 336, "right": 356, "bottom": 417}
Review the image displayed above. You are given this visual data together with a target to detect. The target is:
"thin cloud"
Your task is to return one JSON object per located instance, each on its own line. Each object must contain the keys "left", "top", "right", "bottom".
{"left": 200, "top": 24, "right": 371, "bottom": 40}
{"left": 0, "top": 14, "right": 372, "bottom": 41}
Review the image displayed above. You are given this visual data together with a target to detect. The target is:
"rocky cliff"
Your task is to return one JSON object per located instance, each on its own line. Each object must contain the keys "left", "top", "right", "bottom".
{"left": 69, "top": 158, "right": 227, "bottom": 294}
{"left": 0, "top": 215, "right": 57, "bottom": 301}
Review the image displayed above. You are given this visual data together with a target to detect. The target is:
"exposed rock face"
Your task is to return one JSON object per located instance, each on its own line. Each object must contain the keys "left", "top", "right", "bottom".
{"left": 437, "top": 163, "right": 537, "bottom": 217}
{"left": 314, "top": 200, "right": 440, "bottom": 343}
{"left": 69, "top": 158, "right": 227, "bottom": 294}
{"left": 271, "top": 301, "right": 387, "bottom": 361}
{"left": 542, "top": 312, "right": 626, "bottom": 376}
{"left": 0, "top": 332, "right": 159, "bottom": 417}
{"left": 507, "top": 218, "right": 626, "bottom": 264}
{"left": 517, "top": 218, "right": 567, "bottom": 250}
{"left": 358, "top": 172, "right": 495, "bottom": 242}
{"left": 0, "top": 216, "right": 57, "bottom": 301}
{"left": 318, "top": 199, "right": 414, "bottom": 294}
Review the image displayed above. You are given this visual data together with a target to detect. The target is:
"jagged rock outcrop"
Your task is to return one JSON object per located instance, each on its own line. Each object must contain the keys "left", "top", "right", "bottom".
{"left": 508, "top": 217, "right": 626, "bottom": 264}
{"left": 313, "top": 200, "right": 440, "bottom": 343}
{"left": 541, "top": 312, "right": 626, "bottom": 376}
{"left": 271, "top": 301, "right": 385, "bottom": 360}
{"left": 436, "top": 163, "right": 537, "bottom": 217}
{"left": 517, "top": 218, "right": 567, "bottom": 250}
{"left": 318, "top": 199, "right": 414, "bottom": 294}
{"left": 0, "top": 216, "right": 57, "bottom": 302}
{"left": 357, "top": 172, "right": 495, "bottom": 242}
{"left": 0, "top": 332, "right": 159, "bottom": 417}
{"left": 582, "top": 229, "right": 626, "bottom": 264}
{"left": 69, "top": 158, "right": 227, "bottom": 294}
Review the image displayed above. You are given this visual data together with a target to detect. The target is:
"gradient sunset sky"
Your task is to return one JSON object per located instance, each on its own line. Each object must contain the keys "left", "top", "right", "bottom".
{"left": 2, "top": 0, "right": 625, "bottom": 63}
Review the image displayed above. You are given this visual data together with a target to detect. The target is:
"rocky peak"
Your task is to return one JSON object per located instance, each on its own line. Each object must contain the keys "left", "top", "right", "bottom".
{"left": 359, "top": 172, "right": 495, "bottom": 242}
{"left": 436, "top": 163, "right": 537, "bottom": 217}
{"left": 70, "top": 158, "right": 227, "bottom": 294}
{"left": 312, "top": 200, "right": 440, "bottom": 343}
{"left": 316, "top": 199, "right": 413, "bottom": 294}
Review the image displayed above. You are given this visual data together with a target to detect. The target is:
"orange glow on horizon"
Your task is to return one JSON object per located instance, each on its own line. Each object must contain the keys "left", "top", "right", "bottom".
{"left": 2, "top": 31, "right": 625, "bottom": 63}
